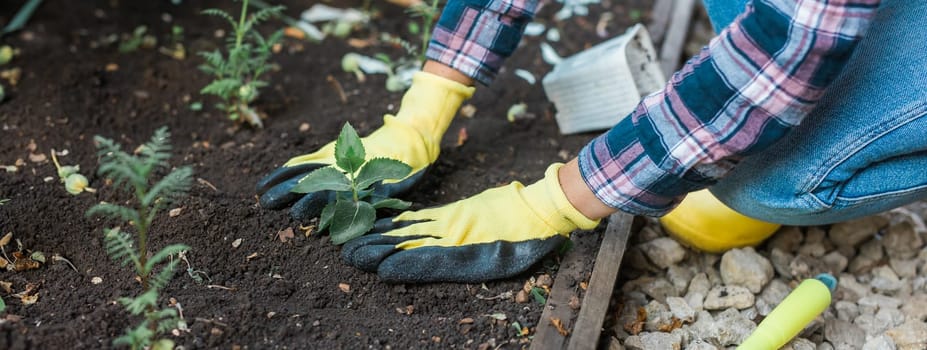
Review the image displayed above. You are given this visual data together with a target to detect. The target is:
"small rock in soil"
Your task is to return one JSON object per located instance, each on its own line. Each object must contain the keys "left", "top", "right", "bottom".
{"left": 338, "top": 283, "right": 350, "bottom": 293}
{"left": 515, "top": 289, "right": 529, "bottom": 304}
{"left": 782, "top": 337, "right": 816, "bottom": 350}
{"left": 882, "top": 221, "right": 922, "bottom": 259}
{"left": 824, "top": 319, "right": 865, "bottom": 348}
{"left": 886, "top": 319, "right": 927, "bottom": 350}
{"left": 861, "top": 335, "right": 896, "bottom": 350}
{"left": 720, "top": 247, "right": 773, "bottom": 293}
{"left": 829, "top": 215, "right": 887, "bottom": 247}
{"left": 638, "top": 237, "right": 686, "bottom": 269}
{"left": 714, "top": 308, "right": 755, "bottom": 346}
{"left": 703, "top": 285, "right": 754, "bottom": 310}
{"left": 665, "top": 296, "right": 695, "bottom": 323}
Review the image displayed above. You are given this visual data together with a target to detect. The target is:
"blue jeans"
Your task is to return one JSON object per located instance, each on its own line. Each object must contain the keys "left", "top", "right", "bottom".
{"left": 700, "top": 0, "right": 927, "bottom": 225}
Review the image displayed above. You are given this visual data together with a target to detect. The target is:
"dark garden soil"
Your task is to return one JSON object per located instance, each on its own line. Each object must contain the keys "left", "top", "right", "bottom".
{"left": 0, "top": 0, "right": 652, "bottom": 348}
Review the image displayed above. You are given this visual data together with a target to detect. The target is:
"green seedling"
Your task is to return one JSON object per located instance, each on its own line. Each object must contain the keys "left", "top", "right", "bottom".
{"left": 50, "top": 149, "right": 94, "bottom": 195}
{"left": 158, "top": 25, "right": 186, "bottom": 60}
{"left": 530, "top": 286, "right": 547, "bottom": 305}
{"left": 291, "top": 123, "right": 412, "bottom": 244}
{"left": 405, "top": 0, "right": 440, "bottom": 62}
{"left": 199, "top": 0, "right": 284, "bottom": 128}
{"left": 119, "top": 25, "right": 157, "bottom": 53}
{"left": 87, "top": 127, "right": 192, "bottom": 350}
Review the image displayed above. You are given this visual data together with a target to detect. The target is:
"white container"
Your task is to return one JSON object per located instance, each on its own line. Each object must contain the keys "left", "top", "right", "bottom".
{"left": 542, "top": 24, "right": 665, "bottom": 134}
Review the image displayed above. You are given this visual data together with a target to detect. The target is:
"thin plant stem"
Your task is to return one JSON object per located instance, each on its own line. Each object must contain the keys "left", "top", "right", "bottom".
{"left": 420, "top": 0, "right": 440, "bottom": 62}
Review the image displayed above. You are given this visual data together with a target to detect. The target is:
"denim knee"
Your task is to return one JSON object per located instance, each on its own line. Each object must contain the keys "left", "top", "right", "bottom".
{"left": 709, "top": 181, "right": 830, "bottom": 226}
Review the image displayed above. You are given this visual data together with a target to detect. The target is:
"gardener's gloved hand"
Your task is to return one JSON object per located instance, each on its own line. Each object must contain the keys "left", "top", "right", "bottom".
{"left": 257, "top": 72, "right": 474, "bottom": 221}
{"left": 342, "top": 163, "right": 601, "bottom": 283}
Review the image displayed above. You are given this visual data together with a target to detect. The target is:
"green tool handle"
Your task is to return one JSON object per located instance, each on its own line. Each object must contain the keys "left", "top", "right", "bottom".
{"left": 738, "top": 274, "right": 834, "bottom": 349}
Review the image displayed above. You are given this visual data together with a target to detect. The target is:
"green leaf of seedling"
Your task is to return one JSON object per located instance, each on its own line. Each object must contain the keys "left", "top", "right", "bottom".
{"left": 530, "top": 287, "right": 547, "bottom": 305}
{"left": 319, "top": 203, "right": 335, "bottom": 231}
{"left": 372, "top": 198, "right": 411, "bottom": 210}
{"left": 334, "top": 123, "right": 365, "bottom": 174}
{"left": 143, "top": 244, "right": 190, "bottom": 276}
{"left": 355, "top": 158, "right": 412, "bottom": 190}
{"left": 291, "top": 167, "right": 352, "bottom": 193}
{"left": 329, "top": 200, "right": 375, "bottom": 245}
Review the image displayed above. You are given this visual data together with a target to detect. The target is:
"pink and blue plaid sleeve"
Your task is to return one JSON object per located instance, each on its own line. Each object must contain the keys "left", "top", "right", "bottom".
{"left": 577, "top": 0, "right": 881, "bottom": 216}
{"left": 426, "top": 0, "right": 540, "bottom": 85}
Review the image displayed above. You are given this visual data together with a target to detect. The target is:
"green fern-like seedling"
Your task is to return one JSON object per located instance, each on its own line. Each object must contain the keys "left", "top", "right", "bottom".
{"left": 199, "top": 0, "right": 284, "bottom": 128}
{"left": 291, "top": 123, "right": 413, "bottom": 244}
{"left": 87, "top": 127, "right": 192, "bottom": 350}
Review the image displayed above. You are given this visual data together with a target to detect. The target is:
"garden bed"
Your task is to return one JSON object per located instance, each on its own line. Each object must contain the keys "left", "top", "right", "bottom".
{"left": 0, "top": 0, "right": 653, "bottom": 348}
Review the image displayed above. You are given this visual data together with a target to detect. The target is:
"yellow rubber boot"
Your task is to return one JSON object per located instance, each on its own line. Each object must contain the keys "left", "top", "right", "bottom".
{"left": 660, "top": 189, "right": 781, "bottom": 253}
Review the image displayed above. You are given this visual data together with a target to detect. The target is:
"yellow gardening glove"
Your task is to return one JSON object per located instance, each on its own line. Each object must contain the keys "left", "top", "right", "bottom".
{"left": 341, "top": 163, "right": 600, "bottom": 283}
{"left": 660, "top": 189, "right": 781, "bottom": 253}
{"left": 257, "top": 72, "right": 474, "bottom": 221}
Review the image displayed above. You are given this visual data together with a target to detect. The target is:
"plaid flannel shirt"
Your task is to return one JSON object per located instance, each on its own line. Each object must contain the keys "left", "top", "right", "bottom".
{"left": 427, "top": 0, "right": 880, "bottom": 216}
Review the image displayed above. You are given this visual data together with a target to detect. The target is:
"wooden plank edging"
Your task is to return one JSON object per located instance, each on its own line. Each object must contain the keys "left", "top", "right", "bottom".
{"left": 567, "top": 213, "right": 633, "bottom": 350}
{"left": 530, "top": 213, "right": 633, "bottom": 350}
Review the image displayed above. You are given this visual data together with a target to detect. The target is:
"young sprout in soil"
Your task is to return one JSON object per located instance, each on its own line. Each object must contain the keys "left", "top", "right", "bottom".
{"left": 199, "top": 0, "right": 284, "bottom": 128}
{"left": 119, "top": 25, "right": 157, "bottom": 53}
{"left": 86, "top": 127, "right": 192, "bottom": 350}
{"left": 405, "top": 0, "right": 440, "bottom": 63}
{"left": 291, "top": 123, "right": 413, "bottom": 244}
{"left": 50, "top": 149, "right": 95, "bottom": 195}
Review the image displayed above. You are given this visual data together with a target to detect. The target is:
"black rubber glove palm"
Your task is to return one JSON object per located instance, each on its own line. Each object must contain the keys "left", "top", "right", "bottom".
{"left": 342, "top": 164, "right": 600, "bottom": 283}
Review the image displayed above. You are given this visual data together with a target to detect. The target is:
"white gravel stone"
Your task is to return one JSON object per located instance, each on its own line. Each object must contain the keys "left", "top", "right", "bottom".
{"left": 883, "top": 221, "right": 923, "bottom": 259}
{"left": 850, "top": 239, "right": 884, "bottom": 273}
{"left": 886, "top": 319, "right": 927, "bottom": 350}
{"left": 835, "top": 301, "right": 859, "bottom": 322}
{"left": 857, "top": 294, "right": 902, "bottom": 314}
{"left": 782, "top": 337, "right": 816, "bottom": 350}
{"left": 817, "top": 341, "right": 835, "bottom": 350}
{"left": 824, "top": 319, "right": 866, "bottom": 349}
{"left": 714, "top": 308, "right": 755, "bottom": 346}
{"left": 900, "top": 294, "right": 927, "bottom": 321}
{"left": 890, "top": 258, "right": 919, "bottom": 279}
{"left": 704, "top": 285, "right": 755, "bottom": 310}
{"left": 686, "top": 341, "right": 718, "bottom": 350}
{"left": 861, "top": 334, "right": 897, "bottom": 350}
{"left": 686, "top": 273, "right": 710, "bottom": 311}
{"left": 756, "top": 279, "right": 791, "bottom": 316}
{"left": 666, "top": 296, "right": 696, "bottom": 323}
{"left": 768, "top": 226, "right": 804, "bottom": 253}
{"left": 689, "top": 310, "right": 717, "bottom": 343}
{"left": 838, "top": 274, "right": 871, "bottom": 302}
{"left": 634, "top": 331, "right": 682, "bottom": 349}
{"left": 644, "top": 300, "right": 674, "bottom": 332}
{"left": 639, "top": 237, "right": 686, "bottom": 269}
{"left": 667, "top": 265, "right": 694, "bottom": 294}
{"left": 822, "top": 251, "right": 849, "bottom": 274}
{"left": 720, "top": 247, "right": 774, "bottom": 293}
{"left": 871, "top": 265, "right": 903, "bottom": 293}
{"left": 855, "top": 313, "right": 893, "bottom": 338}
{"left": 771, "top": 248, "right": 795, "bottom": 279}
{"left": 829, "top": 215, "right": 888, "bottom": 247}
{"left": 798, "top": 242, "right": 828, "bottom": 258}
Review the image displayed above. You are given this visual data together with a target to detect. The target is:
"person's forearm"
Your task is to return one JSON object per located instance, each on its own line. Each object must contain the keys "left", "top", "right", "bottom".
{"left": 575, "top": 0, "right": 881, "bottom": 216}
{"left": 423, "top": 60, "right": 474, "bottom": 86}
{"left": 559, "top": 158, "right": 616, "bottom": 220}
{"left": 425, "top": 0, "right": 540, "bottom": 85}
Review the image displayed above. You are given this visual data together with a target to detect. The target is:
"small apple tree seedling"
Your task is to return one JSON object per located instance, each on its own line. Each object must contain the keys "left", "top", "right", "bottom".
{"left": 292, "top": 123, "right": 412, "bottom": 244}
{"left": 87, "top": 127, "right": 192, "bottom": 350}
{"left": 199, "top": 0, "right": 284, "bottom": 128}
